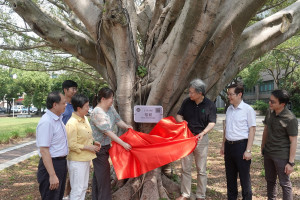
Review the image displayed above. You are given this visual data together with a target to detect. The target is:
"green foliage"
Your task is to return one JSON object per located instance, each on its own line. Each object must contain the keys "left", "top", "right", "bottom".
{"left": 253, "top": 100, "right": 269, "bottom": 115}
{"left": 137, "top": 65, "right": 147, "bottom": 78}
{"left": 217, "top": 107, "right": 225, "bottom": 114}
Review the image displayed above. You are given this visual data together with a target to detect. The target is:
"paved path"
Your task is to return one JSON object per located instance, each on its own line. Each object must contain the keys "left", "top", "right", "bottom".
{"left": 214, "top": 114, "right": 300, "bottom": 160}
{"left": 0, "top": 114, "right": 299, "bottom": 171}
{"left": 0, "top": 140, "right": 37, "bottom": 170}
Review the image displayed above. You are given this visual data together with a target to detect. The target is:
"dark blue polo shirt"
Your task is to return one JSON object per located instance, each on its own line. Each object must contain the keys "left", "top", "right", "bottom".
{"left": 177, "top": 97, "right": 217, "bottom": 135}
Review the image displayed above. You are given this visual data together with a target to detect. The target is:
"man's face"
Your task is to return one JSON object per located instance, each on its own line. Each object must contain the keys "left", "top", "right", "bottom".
{"left": 54, "top": 94, "right": 67, "bottom": 115}
{"left": 269, "top": 95, "right": 285, "bottom": 111}
{"left": 64, "top": 87, "right": 77, "bottom": 98}
{"left": 227, "top": 88, "right": 241, "bottom": 105}
{"left": 189, "top": 87, "right": 202, "bottom": 102}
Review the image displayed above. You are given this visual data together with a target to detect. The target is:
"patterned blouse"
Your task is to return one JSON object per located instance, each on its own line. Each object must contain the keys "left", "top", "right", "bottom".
{"left": 90, "top": 106, "right": 121, "bottom": 146}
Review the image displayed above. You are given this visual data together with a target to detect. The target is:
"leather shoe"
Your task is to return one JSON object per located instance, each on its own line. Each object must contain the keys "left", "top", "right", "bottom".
{"left": 176, "top": 196, "right": 187, "bottom": 200}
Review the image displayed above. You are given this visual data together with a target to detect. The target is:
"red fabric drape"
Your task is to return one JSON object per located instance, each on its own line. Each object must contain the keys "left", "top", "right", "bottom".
{"left": 109, "top": 116, "right": 198, "bottom": 180}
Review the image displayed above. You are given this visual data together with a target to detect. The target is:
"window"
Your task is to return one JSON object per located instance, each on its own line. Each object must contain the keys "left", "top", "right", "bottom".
{"left": 259, "top": 81, "right": 274, "bottom": 94}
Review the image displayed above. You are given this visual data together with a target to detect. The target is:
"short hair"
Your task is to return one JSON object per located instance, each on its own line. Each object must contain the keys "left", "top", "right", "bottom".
{"left": 62, "top": 80, "right": 78, "bottom": 90}
{"left": 46, "top": 91, "right": 62, "bottom": 109}
{"left": 93, "top": 87, "right": 114, "bottom": 108}
{"left": 228, "top": 83, "right": 244, "bottom": 97}
{"left": 71, "top": 94, "right": 89, "bottom": 111}
{"left": 271, "top": 90, "right": 289, "bottom": 105}
{"left": 189, "top": 79, "right": 206, "bottom": 95}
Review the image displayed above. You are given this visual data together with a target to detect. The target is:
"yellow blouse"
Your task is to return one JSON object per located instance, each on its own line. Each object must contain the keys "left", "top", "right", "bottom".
{"left": 66, "top": 113, "right": 96, "bottom": 161}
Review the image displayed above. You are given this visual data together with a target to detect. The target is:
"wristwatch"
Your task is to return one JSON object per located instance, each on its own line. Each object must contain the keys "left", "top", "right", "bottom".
{"left": 287, "top": 161, "right": 295, "bottom": 167}
{"left": 246, "top": 149, "right": 251, "bottom": 153}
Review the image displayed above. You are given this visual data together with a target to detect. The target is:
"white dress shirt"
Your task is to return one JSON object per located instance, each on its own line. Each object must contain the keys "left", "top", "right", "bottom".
{"left": 225, "top": 101, "right": 256, "bottom": 141}
{"left": 36, "top": 110, "right": 68, "bottom": 157}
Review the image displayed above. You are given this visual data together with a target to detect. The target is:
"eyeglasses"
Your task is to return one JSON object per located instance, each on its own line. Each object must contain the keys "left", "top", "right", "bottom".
{"left": 269, "top": 99, "right": 276, "bottom": 104}
{"left": 69, "top": 87, "right": 78, "bottom": 92}
{"left": 227, "top": 93, "right": 236, "bottom": 96}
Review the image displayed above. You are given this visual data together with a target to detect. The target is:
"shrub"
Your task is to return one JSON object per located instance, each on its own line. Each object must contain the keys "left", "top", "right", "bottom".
{"left": 254, "top": 100, "right": 269, "bottom": 115}
{"left": 217, "top": 107, "right": 225, "bottom": 113}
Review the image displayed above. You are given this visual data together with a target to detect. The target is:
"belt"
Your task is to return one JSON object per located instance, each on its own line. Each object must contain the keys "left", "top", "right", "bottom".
{"left": 226, "top": 139, "right": 248, "bottom": 144}
{"left": 52, "top": 156, "right": 67, "bottom": 160}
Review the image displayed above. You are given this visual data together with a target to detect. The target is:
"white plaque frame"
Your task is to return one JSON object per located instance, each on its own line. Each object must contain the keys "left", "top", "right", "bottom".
{"left": 134, "top": 105, "right": 163, "bottom": 123}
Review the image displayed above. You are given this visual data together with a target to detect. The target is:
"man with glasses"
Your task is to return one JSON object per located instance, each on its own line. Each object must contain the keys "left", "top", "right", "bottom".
{"left": 62, "top": 80, "right": 78, "bottom": 125}
{"left": 36, "top": 91, "right": 68, "bottom": 199}
{"left": 176, "top": 79, "right": 216, "bottom": 200}
{"left": 261, "top": 90, "right": 298, "bottom": 200}
{"left": 220, "top": 83, "right": 256, "bottom": 200}
{"left": 61, "top": 80, "right": 78, "bottom": 200}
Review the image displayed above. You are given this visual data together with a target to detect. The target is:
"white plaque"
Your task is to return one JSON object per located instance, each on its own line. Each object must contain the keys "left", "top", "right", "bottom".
{"left": 134, "top": 105, "right": 163, "bottom": 123}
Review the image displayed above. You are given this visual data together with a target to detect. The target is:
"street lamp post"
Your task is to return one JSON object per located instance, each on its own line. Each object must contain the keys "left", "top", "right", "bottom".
{"left": 12, "top": 98, "right": 15, "bottom": 118}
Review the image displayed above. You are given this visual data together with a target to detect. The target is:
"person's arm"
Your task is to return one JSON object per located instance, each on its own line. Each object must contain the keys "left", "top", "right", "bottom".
{"left": 175, "top": 114, "right": 184, "bottom": 122}
{"left": 116, "top": 120, "right": 133, "bottom": 130}
{"left": 243, "top": 126, "right": 256, "bottom": 160}
{"left": 39, "top": 147, "right": 59, "bottom": 190}
{"left": 104, "top": 130, "right": 131, "bottom": 151}
{"left": 261, "top": 126, "right": 268, "bottom": 155}
{"left": 197, "top": 122, "right": 216, "bottom": 140}
{"left": 285, "top": 136, "right": 297, "bottom": 175}
{"left": 220, "top": 120, "right": 226, "bottom": 156}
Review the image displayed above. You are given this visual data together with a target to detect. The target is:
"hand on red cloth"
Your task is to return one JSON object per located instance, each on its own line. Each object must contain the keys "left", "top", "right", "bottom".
{"left": 109, "top": 116, "right": 198, "bottom": 179}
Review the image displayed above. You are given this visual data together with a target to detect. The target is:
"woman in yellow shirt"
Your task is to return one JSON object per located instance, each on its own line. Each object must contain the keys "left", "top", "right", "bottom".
{"left": 66, "top": 94, "right": 100, "bottom": 200}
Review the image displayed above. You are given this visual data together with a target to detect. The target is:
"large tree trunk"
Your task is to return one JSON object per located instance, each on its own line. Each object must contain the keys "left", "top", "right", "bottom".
{"left": 5, "top": 0, "right": 300, "bottom": 199}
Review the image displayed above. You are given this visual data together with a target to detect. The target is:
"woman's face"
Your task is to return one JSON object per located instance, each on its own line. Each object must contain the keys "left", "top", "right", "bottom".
{"left": 102, "top": 95, "right": 114, "bottom": 107}
{"left": 78, "top": 102, "right": 89, "bottom": 116}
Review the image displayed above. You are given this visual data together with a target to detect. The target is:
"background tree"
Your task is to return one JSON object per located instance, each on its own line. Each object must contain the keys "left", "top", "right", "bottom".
{"left": 1, "top": 0, "right": 300, "bottom": 199}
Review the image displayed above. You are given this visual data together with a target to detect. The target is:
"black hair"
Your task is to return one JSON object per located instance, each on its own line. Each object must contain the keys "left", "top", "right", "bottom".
{"left": 228, "top": 83, "right": 244, "bottom": 97}
{"left": 71, "top": 94, "right": 89, "bottom": 111}
{"left": 271, "top": 89, "right": 289, "bottom": 105}
{"left": 92, "top": 87, "right": 114, "bottom": 108}
{"left": 62, "top": 80, "right": 78, "bottom": 90}
{"left": 46, "top": 91, "right": 62, "bottom": 109}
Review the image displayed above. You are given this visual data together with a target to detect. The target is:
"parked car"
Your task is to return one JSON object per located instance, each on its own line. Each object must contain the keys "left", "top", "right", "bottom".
{"left": 22, "top": 107, "right": 29, "bottom": 113}
{"left": 11, "top": 106, "right": 22, "bottom": 113}
{"left": 0, "top": 107, "right": 6, "bottom": 114}
{"left": 31, "top": 107, "right": 38, "bottom": 113}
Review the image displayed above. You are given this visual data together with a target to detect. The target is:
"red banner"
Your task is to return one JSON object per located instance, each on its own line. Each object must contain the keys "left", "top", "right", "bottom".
{"left": 109, "top": 116, "right": 197, "bottom": 180}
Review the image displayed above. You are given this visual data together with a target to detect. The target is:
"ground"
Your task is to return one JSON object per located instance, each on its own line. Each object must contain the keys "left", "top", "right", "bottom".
{"left": 0, "top": 130, "right": 299, "bottom": 200}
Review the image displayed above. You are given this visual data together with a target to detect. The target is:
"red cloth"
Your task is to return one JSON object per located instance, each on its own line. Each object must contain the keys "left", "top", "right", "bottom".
{"left": 109, "top": 116, "right": 198, "bottom": 180}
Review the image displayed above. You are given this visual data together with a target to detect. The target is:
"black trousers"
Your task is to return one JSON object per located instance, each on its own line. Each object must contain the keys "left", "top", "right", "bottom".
{"left": 37, "top": 158, "right": 67, "bottom": 200}
{"left": 92, "top": 145, "right": 111, "bottom": 200}
{"left": 225, "top": 140, "right": 252, "bottom": 200}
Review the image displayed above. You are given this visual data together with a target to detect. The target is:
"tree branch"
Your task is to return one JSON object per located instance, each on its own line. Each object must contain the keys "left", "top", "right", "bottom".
{"left": 6, "top": 0, "right": 108, "bottom": 80}
{"left": 0, "top": 43, "right": 50, "bottom": 51}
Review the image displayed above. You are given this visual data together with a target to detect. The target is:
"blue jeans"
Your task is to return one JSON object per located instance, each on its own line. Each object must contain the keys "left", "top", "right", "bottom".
{"left": 225, "top": 140, "right": 252, "bottom": 200}
{"left": 264, "top": 153, "right": 293, "bottom": 200}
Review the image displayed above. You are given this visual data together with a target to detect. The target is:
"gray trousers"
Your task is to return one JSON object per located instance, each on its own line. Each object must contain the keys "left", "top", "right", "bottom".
{"left": 264, "top": 153, "right": 293, "bottom": 200}
{"left": 180, "top": 134, "right": 209, "bottom": 199}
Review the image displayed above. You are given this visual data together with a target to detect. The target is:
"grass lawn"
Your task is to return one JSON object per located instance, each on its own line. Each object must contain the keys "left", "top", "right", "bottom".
{"left": 0, "top": 117, "right": 40, "bottom": 143}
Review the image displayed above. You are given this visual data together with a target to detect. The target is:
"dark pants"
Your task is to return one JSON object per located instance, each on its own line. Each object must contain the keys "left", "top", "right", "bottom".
{"left": 92, "top": 145, "right": 111, "bottom": 200}
{"left": 37, "top": 158, "right": 67, "bottom": 200}
{"left": 264, "top": 153, "right": 293, "bottom": 200}
{"left": 225, "top": 140, "right": 252, "bottom": 200}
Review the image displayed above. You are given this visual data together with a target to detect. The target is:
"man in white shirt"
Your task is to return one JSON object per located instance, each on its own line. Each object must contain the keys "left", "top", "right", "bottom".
{"left": 220, "top": 83, "right": 256, "bottom": 200}
{"left": 36, "top": 91, "right": 68, "bottom": 200}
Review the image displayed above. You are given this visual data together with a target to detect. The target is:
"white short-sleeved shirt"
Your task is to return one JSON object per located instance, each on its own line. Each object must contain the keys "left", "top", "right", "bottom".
{"left": 36, "top": 110, "right": 68, "bottom": 157}
{"left": 225, "top": 101, "right": 256, "bottom": 141}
